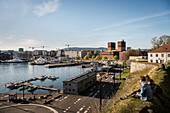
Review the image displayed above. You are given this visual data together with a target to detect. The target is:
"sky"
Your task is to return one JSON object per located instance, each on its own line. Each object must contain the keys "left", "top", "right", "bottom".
{"left": 0, "top": 0, "right": 170, "bottom": 51}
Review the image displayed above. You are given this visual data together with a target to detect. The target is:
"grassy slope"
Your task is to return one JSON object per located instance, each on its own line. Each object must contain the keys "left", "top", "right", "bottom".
{"left": 103, "top": 64, "right": 170, "bottom": 113}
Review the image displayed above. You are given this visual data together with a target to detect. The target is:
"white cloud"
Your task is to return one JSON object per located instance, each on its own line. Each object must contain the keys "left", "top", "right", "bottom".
{"left": 33, "top": 0, "right": 61, "bottom": 17}
{"left": 93, "top": 11, "right": 170, "bottom": 31}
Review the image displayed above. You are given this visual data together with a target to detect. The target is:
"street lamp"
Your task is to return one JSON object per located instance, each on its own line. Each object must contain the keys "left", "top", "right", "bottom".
{"left": 99, "top": 77, "right": 102, "bottom": 112}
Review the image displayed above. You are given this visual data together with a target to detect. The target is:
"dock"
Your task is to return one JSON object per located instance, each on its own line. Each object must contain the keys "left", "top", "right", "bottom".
{"left": 22, "top": 83, "right": 59, "bottom": 91}
{"left": 45, "top": 62, "right": 84, "bottom": 68}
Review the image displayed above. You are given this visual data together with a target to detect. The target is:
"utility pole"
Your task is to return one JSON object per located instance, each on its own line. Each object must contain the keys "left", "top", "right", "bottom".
{"left": 99, "top": 77, "right": 102, "bottom": 112}
{"left": 22, "top": 85, "right": 25, "bottom": 102}
{"left": 120, "top": 64, "right": 121, "bottom": 80}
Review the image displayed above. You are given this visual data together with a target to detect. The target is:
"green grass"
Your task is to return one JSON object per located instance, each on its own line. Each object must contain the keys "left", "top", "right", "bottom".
{"left": 103, "top": 64, "right": 170, "bottom": 113}
{"left": 117, "top": 69, "right": 130, "bottom": 89}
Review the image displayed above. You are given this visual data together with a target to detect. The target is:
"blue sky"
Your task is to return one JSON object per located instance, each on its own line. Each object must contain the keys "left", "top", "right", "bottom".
{"left": 0, "top": 0, "right": 170, "bottom": 50}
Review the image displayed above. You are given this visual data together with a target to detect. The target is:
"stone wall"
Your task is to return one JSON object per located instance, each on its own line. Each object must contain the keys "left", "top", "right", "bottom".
{"left": 130, "top": 61, "right": 158, "bottom": 73}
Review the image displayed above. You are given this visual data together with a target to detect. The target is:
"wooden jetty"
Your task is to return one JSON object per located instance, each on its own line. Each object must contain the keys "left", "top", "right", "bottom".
{"left": 22, "top": 83, "right": 59, "bottom": 91}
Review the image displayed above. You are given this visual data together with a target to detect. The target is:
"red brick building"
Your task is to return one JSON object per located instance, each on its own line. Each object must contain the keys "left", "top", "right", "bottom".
{"left": 100, "top": 40, "right": 126, "bottom": 59}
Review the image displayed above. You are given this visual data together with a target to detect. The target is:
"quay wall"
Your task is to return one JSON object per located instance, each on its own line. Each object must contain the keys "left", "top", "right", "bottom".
{"left": 130, "top": 61, "right": 158, "bottom": 73}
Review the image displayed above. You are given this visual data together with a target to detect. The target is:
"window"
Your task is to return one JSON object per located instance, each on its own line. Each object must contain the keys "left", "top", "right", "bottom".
{"left": 150, "top": 54, "right": 152, "bottom": 57}
{"left": 65, "top": 83, "right": 67, "bottom": 86}
{"left": 161, "top": 54, "right": 164, "bottom": 57}
{"left": 150, "top": 59, "right": 153, "bottom": 62}
{"left": 168, "top": 54, "right": 170, "bottom": 57}
{"left": 156, "top": 54, "right": 158, "bottom": 57}
{"left": 156, "top": 60, "right": 158, "bottom": 63}
{"left": 72, "top": 89, "right": 75, "bottom": 92}
{"left": 69, "top": 84, "right": 71, "bottom": 86}
{"left": 69, "top": 89, "right": 71, "bottom": 91}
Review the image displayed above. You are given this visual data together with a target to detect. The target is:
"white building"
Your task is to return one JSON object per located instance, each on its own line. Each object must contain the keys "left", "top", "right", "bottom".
{"left": 148, "top": 43, "right": 170, "bottom": 63}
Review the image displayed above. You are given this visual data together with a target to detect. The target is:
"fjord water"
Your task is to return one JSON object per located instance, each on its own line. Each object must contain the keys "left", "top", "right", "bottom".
{"left": 0, "top": 63, "right": 91, "bottom": 94}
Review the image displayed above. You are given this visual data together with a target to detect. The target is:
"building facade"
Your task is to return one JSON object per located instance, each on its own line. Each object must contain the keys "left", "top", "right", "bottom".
{"left": 148, "top": 43, "right": 170, "bottom": 63}
{"left": 63, "top": 70, "right": 97, "bottom": 94}
{"left": 100, "top": 39, "right": 126, "bottom": 59}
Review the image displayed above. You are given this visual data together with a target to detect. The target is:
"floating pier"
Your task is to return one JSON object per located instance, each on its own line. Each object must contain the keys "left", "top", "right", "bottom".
{"left": 21, "top": 83, "right": 59, "bottom": 91}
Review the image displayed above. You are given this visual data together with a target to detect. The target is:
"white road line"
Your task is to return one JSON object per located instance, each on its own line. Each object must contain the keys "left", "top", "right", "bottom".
{"left": 63, "top": 106, "right": 71, "bottom": 113}
{"left": 74, "top": 98, "right": 81, "bottom": 104}
{"left": 77, "top": 106, "right": 85, "bottom": 113}
{"left": 55, "top": 96, "right": 63, "bottom": 101}
{"left": 84, "top": 106, "right": 91, "bottom": 113}
{"left": 59, "top": 95, "right": 69, "bottom": 102}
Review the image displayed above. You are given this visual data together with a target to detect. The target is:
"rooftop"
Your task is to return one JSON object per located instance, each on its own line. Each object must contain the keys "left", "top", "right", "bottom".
{"left": 148, "top": 43, "right": 170, "bottom": 53}
{"left": 63, "top": 70, "right": 96, "bottom": 83}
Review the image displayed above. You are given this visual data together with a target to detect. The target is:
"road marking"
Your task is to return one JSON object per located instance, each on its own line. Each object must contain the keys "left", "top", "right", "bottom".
{"left": 92, "top": 90, "right": 99, "bottom": 97}
{"left": 63, "top": 106, "right": 71, "bottom": 112}
{"left": 84, "top": 106, "right": 91, "bottom": 113}
{"left": 90, "top": 86, "right": 96, "bottom": 91}
{"left": 77, "top": 105, "right": 85, "bottom": 113}
{"left": 59, "top": 95, "right": 69, "bottom": 102}
{"left": 74, "top": 98, "right": 81, "bottom": 104}
{"left": 55, "top": 96, "right": 63, "bottom": 101}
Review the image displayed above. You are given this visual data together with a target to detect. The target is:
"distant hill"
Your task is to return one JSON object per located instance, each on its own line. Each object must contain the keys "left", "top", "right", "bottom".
{"left": 63, "top": 47, "right": 107, "bottom": 51}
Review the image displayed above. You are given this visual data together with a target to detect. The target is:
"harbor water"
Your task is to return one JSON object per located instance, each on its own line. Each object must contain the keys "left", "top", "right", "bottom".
{"left": 0, "top": 63, "right": 92, "bottom": 94}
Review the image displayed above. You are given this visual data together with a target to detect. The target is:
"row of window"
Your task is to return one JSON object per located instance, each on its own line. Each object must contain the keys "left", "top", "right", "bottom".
{"left": 65, "top": 88, "right": 75, "bottom": 92}
{"left": 150, "top": 54, "right": 170, "bottom": 57}
{"left": 150, "top": 59, "right": 164, "bottom": 63}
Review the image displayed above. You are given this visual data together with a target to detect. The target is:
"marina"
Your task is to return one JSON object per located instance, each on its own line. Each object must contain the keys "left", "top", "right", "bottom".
{"left": 0, "top": 62, "right": 92, "bottom": 94}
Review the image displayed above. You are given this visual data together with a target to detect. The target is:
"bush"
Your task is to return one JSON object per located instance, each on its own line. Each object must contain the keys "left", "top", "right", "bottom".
{"left": 102, "top": 56, "right": 108, "bottom": 60}
{"left": 83, "top": 56, "right": 89, "bottom": 60}
{"left": 75, "top": 56, "right": 80, "bottom": 60}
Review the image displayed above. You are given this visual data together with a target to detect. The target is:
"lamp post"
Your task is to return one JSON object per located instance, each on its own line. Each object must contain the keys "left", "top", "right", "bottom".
{"left": 99, "top": 77, "right": 102, "bottom": 112}
{"left": 119, "top": 64, "right": 121, "bottom": 80}
{"left": 22, "top": 85, "right": 25, "bottom": 102}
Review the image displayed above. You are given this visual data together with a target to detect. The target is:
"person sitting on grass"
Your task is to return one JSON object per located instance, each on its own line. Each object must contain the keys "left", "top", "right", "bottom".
{"left": 144, "top": 75, "right": 155, "bottom": 90}
{"left": 120, "top": 76, "right": 152, "bottom": 101}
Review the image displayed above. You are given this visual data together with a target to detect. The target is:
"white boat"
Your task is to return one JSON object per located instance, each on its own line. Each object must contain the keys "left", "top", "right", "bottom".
{"left": 9, "top": 59, "right": 24, "bottom": 63}
{"left": 30, "top": 57, "right": 47, "bottom": 65}
{"left": 2, "top": 58, "right": 24, "bottom": 63}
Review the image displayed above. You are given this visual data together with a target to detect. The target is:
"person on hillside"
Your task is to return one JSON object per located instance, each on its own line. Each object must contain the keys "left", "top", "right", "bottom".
{"left": 144, "top": 75, "right": 155, "bottom": 90}
{"left": 120, "top": 76, "right": 152, "bottom": 101}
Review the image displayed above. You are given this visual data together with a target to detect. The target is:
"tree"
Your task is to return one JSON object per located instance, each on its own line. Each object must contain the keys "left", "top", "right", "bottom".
{"left": 151, "top": 35, "right": 170, "bottom": 49}
{"left": 108, "top": 57, "right": 113, "bottom": 60}
{"left": 95, "top": 55, "right": 101, "bottom": 60}
{"left": 75, "top": 56, "right": 80, "bottom": 60}
{"left": 92, "top": 56, "right": 95, "bottom": 60}
{"left": 86, "top": 51, "right": 93, "bottom": 58}
{"left": 83, "top": 56, "right": 89, "bottom": 60}
{"left": 113, "top": 55, "right": 118, "bottom": 61}
{"left": 122, "top": 49, "right": 139, "bottom": 61}
{"left": 102, "top": 56, "right": 107, "bottom": 60}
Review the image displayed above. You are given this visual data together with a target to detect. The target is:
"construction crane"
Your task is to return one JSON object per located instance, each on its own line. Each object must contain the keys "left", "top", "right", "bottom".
{"left": 41, "top": 46, "right": 45, "bottom": 50}
{"left": 65, "top": 44, "right": 70, "bottom": 48}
